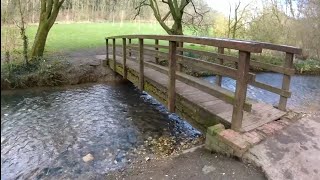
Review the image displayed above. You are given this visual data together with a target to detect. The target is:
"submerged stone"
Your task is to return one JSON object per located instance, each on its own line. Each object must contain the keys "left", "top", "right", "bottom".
{"left": 82, "top": 153, "right": 94, "bottom": 162}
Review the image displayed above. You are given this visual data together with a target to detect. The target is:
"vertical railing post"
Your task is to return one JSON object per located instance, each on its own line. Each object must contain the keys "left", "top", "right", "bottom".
{"left": 155, "top": 39, "right": 159, "bottom": 64}
{"left": 129, "top": 38, "right": 132, "bottom": 57}
{"left": 122, "top": 38, "right": 127, "bottom": 80}
{"left": 216, "top": 47, "right": 224, "bottom": 86}
{"left": 105, "top": 38, "right": 109, "bottom": 65}
{"left": 231, "top": 51, "right": 251, "bottom": 131}
{"left": 177, "top": 42, "right": 183, "bottom": 72}
{"left": 278, "top": 52, "right": 294, "bottom": 111}
{"left": 139, "top": 38, "right": 144, "bottom": 90}
{"left": 168, "top": 41, "right": 177, "bottom": 113}
{"left": 112, "top": 38, "right": 116, "bottom": 75}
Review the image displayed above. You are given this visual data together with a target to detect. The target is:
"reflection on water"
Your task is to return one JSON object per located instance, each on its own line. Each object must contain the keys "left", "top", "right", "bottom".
{"left": 1, "top": 83, "right": 200, "bottom": 179}
{"left": 203, "top": 73, "right": 320, "bottom": 112}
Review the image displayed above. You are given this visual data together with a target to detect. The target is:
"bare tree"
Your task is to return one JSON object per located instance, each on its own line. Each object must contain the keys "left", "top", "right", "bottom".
{"left": 227, "top": 1, "right": 251, "bottom": 39}
{"left": 134, "top": 0, "right": 206, "bottom": 35}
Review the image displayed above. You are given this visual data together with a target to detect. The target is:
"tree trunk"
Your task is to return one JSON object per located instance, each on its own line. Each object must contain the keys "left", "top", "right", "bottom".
{"left": 31, "top": 23, "right": 49, "bottom": 58}
{"left": 30, "top": 0, "right": 65, "bottom": 59}
{"left": 172, "top": 21, "right": 183, "bottom": 35}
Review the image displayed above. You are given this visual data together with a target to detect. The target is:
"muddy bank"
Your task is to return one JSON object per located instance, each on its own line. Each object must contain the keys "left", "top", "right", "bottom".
{"left": 1, "top": 54, "right": 121, "bottom": 90}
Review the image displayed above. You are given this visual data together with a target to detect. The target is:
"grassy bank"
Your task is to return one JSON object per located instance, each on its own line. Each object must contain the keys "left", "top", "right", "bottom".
{"left": 26, "top": 22, "right": 167, "bottom": 54}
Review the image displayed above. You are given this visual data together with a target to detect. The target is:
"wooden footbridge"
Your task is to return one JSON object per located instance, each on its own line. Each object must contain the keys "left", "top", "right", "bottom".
{"left": 103, "top": 35, "right": 302, "bottom": 133}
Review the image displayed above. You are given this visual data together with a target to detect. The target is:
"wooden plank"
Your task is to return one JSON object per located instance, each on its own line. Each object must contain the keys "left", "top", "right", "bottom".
{"left": 206, "top": 101, "right": 233, "bottom": 115}
{"left": 105, "top": 39, "right": 109, "bottom": 65}
{"left": 216, "top": 47, "right": 224, "bottom": 86}
{"left": 143, "top": 44, "right": 169, "bottom": 50}
{"left": 168, "top": 41, "right": 177, "bottom": 112}
{"left": 128, "top": 45, "right": 168, "bottom": 59}
{"left": 106, "top": 35, "right": 263, "bottom": 53}
{"left": 143, "top": 61, "right": 253, "bottom": 111}
{"left": 278, "top": 53, "right": 294, "bottom": 110}
{"left": 250, "top": 60, "right": 295, "bottom": 75}
{"left": 139, "top": 38, "right": 144, "bottom": 90}
{"left": 177, "top": 55, "right": 255, "bottom": 82}
{"left": 231, "top": 51, "right": 251, "bottom": 131}
{"left": 112, "top": 38, "right": 116, "bottom": 75}
{"left": 200, "top": 99, "right": 224, "bottom": 108}
{"left": 259, "top": 42, "right": 302, "bottom": 55}
{"left": 250, "top": 80, "right": 291, "bottom": 97}
{"left": 129, "top": 38, "right": 132, "bottom": 57}
{"left": 122, "top": 38, "right": 127, "bottom": 80}
{"left": 155, "top": 39, "right": 159, "bottom": 64}
{"left": 177, "top": 47, "right": 238, "bottom": 63}
{"left": 184, "top": 93, "right": 218, "bottom": 104}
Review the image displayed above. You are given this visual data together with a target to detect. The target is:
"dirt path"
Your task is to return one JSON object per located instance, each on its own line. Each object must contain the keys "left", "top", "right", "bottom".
{"left": 106, "top": 147, "right": 265, "bottom": 180}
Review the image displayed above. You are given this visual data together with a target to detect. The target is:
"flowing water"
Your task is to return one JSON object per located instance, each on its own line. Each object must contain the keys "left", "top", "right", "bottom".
{"left": 203, "top": 73, "right": 320, "bottom": 112}
{"left": 1, "top": 83, "right": 200, "bottom": 179}
{"left": 1, "top": 73, "right": 319, "bottom": 179}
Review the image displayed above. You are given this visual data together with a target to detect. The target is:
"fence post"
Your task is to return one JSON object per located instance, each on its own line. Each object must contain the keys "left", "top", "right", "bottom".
{"left": 231, "top": 50, "right": 250, "bottom": 131}
{"left": 155, "top": 39, "right": 159, "bottom": 64}
{"left": 139, "top": 38, "right": 144, "bottom": 90}
{"left": 129, "top": 38, "right": 132, "bottom": 57}
{"left": 278, "top": 52, "right": 294, "bottom": 111}
{"left": 122, "top": 38, "right": 127, "bottom": 80}
{"left": 112, "top": 38, "right": 116, "bottom": 76}
{"left": 105, "top": 38, "right": 109, "bottom": 66}
{"left": 177, "top": 42, "right": 183, "bottom": 72}
{"left": 168, "top": 41, "right": 177, "bottom": 113}
{"left": 216, "top": 47, "right": 224, "bottom": 86}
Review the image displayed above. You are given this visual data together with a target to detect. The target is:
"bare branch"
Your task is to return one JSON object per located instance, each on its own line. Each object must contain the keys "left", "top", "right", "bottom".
{"left": 133, "top": 0, "right": 149, "bottom": 20}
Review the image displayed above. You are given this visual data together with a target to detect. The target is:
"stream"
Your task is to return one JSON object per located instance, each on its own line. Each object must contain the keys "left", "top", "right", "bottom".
{"left": 1, "top": 73, "right": 319, "bottom": 179}
{"left": 1, "top": 83, "right": 200, "bottom": 179}
{"left": 203, "top": 73, "right": 320, "bottom": 112}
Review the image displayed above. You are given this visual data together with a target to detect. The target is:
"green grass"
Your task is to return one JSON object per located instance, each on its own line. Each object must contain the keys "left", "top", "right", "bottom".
{"left": 25, "top": 22, "right": 169, "bottom": 54}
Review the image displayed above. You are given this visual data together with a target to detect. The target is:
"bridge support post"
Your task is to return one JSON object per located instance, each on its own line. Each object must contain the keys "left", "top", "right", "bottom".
{"left": 139, "top": 38, "right": 144, "bottom": 90}
{"left": 279, "top": 52, "right": 294, "bottom": 111}
{"left": 155, "top": 39, "right": 159, "bottom": 64}
{"left": 168, "top": 41, "right": 177, "bottom": 113}
{"left": 122, "top": 38, "right": 127, "bottom": 80}
{"left": 128, "top": 39, "right": 132, "bottom": 57}
{"left": 105, "top": 39, "right": 109, "bottom": 65}
{"left": 112, "top": 38, "right": 116, "bottom": 76}
{"left": 216, "top": 47, "right": 224, "bottom": 86}
{"left": 231, "top": 51, "right": 250, "bottom": 131}
{"left": 177, "top": 42, "right": 183, "bottom": 72}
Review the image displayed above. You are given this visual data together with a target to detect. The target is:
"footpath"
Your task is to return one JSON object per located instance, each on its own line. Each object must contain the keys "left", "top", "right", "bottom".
{"left": 244, "top": 112, "right": 320, "bottom": 180}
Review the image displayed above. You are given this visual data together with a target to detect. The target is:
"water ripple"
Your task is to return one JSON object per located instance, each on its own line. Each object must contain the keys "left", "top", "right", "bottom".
{"left": 1, "top": 83, "right": 200, "bottom": 179}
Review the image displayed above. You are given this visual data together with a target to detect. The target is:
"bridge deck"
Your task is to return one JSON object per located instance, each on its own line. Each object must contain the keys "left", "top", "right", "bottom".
{"left": 98, "top": 54, "right": 286, "bottom": 132}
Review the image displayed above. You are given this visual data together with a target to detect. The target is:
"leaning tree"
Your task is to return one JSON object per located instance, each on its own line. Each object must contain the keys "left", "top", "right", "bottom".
{"left": 31, "top": 0, "right": 65, "bottom": 58}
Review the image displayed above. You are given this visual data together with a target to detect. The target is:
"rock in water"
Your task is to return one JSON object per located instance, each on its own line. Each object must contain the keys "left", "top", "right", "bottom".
{"left": 82, "top": 153, "right": 94, "bottom": 162}
{"left": 202, "top": 165, "right": 216, "bottom": 174}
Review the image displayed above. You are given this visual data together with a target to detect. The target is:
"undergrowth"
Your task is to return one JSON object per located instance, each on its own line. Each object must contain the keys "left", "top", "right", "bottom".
{"left": 1, "top": 57, "right": 70, "bottom": 89}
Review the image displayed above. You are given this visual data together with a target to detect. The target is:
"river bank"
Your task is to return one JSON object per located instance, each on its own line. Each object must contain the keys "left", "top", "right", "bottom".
{"left": 0, "top": 53, "right": 120, "bottom": 90}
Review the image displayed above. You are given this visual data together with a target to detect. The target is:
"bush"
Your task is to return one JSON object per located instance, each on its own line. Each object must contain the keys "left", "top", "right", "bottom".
{"left": 1, "top": 57, "right": 70, "bottom": 89}
{"left": 294, "top": 59, "right": 320, "bottom": 75}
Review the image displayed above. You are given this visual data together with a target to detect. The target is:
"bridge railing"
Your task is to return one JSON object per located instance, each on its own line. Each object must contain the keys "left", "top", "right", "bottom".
{"left": 105, "top": 35, "right": 302, "bottom": 131}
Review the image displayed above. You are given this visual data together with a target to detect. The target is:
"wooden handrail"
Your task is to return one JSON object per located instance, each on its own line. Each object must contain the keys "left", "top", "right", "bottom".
{"left": 106, "top": 35, "right": 263, "bottom": 53}
{"left": 105, "top": 35, "right": 302, "bottom": 131}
